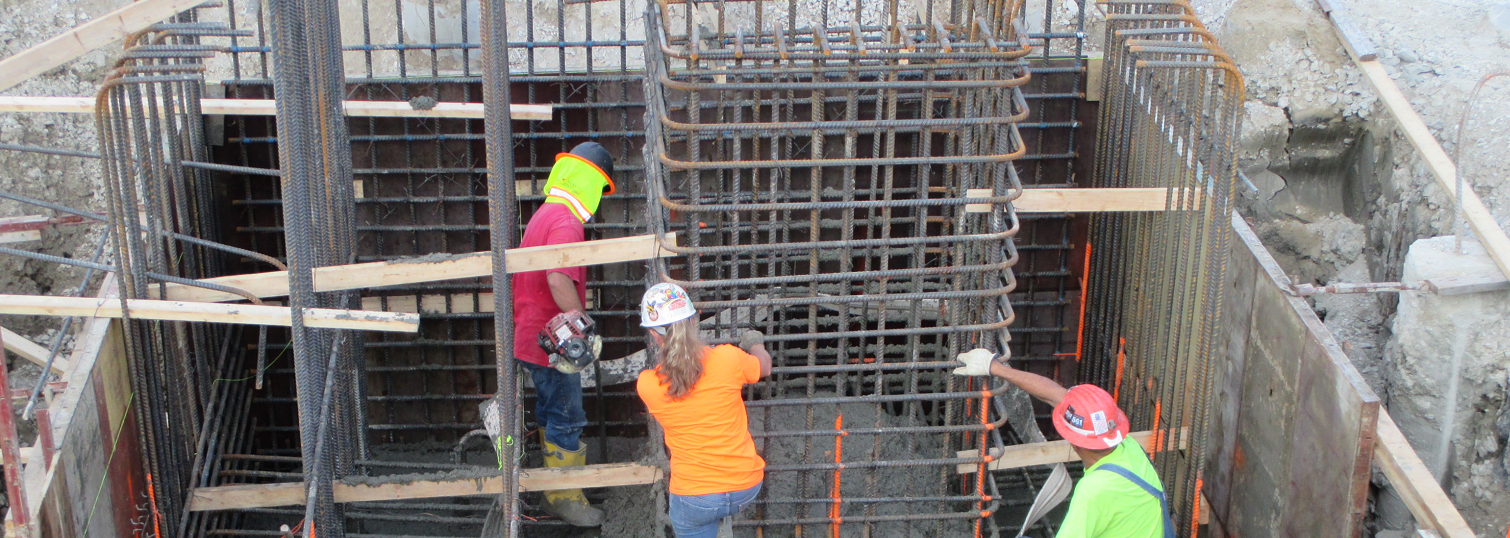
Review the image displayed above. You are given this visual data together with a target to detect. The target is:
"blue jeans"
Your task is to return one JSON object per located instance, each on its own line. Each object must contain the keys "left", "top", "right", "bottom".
{"left": 520, "top": 361, "right": 586, "bottom": 451}
{"left": 668, "top": 482, "right": 762, "bottom": 538}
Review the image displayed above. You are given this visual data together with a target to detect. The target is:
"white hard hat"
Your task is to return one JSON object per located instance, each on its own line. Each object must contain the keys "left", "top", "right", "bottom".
{"left": 640, "top": 283, "right": 697, "bottom": 328}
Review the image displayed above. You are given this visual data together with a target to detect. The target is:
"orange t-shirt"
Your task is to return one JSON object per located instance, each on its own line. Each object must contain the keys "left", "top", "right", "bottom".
{"left": 636, "top": 345, "right": 765, "bottom": 496}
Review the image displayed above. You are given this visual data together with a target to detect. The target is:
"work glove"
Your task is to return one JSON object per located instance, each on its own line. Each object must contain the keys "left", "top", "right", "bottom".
{"left": 739, "top": 330, "right": 765, "bottom": 353}
{"left": 952, "top": 348, "right": 998, "bottom": 376}
{"left": 549, "top": 353, "right": 583, "bottom": 375}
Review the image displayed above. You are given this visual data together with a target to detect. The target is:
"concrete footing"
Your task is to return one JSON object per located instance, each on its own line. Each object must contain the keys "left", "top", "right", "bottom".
{"left": 1381, "top": 236, "right": 1510, "bottom": 535}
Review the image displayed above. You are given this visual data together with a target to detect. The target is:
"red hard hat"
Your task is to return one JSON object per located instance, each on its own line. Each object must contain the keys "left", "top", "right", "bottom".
{"left": 1052, "top": 385, "right": 1130, "bottom": 450}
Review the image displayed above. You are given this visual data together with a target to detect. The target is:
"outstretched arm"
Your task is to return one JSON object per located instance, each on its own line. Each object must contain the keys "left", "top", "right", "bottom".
{"left": 988, "top": 360, "right": 1068, "bottom": 407}
{"left": 954, "top": 349, "right": 1068, "bottom": 406}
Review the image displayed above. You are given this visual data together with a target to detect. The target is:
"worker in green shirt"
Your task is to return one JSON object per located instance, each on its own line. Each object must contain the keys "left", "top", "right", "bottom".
{"left": 953, "top": 349, "right": 1175, "bottom": 538}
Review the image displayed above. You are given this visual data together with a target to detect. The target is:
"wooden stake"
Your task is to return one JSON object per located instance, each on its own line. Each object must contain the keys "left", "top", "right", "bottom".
{"left": 186, "top": 463, "right": 660, "bottom": 511}
{"left": 0, "top": 96, "right": 553, "bottom": 121}
{"left": 0, "top": 295, "right": 419, "bottom": 333}
{"left": 157, "top": 233, "right": 678, "bottom": 303}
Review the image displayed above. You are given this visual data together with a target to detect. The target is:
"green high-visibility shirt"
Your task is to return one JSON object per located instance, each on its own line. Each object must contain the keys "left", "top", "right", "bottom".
{"left": 1055, "top": 438, "right": 1167, "bottom": 538}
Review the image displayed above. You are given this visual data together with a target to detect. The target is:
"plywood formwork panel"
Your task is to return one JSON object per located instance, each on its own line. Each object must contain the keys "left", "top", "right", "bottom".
{"left": 1205, "top": 213, "right": 1258, "bottom": 519}
{"left": 1211, "top": 214, "right": 1380, "bottom": 537}
{"left": 26, "top": 278, "right": 141, "bottom": 538}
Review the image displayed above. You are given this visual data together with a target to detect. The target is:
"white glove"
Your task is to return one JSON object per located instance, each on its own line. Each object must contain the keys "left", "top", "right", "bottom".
{"left": 952, "top": 348, "right": 998, "bottom": 376}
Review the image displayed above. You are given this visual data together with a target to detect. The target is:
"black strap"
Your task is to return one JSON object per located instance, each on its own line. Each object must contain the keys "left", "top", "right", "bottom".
{"left": 1095, "top": 463, "right": 1176, "bottom": 538}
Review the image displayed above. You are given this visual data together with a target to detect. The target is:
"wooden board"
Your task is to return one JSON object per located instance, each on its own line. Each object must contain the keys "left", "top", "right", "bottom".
{"left": 1373, "top": 411, "right": 1475, "bottom": 538}
{"left": 0, "top": 96, "right": 552, "bottom": 121}
{"left": 1316, "top": 0, "right": 1377, "bottom": 62}
{"left": 186, "top": 463, "right": 660, "bottom": 511}
{"left": 25, "top": 275, "right": 132, "bottom": 537}
{"left": 1425, "top": 273, "right": 1510, "bottom": 296}
{"left": 158, "top": 233, "right": 677, "bottom": 303}
{"left": 1085, "top": 55, "right": 1106, "bottom": 102}
{"left": 0, "top": 0, "right": 206, "bottom": 93}
{"left": 1356, "top": 60, "right": 1510, "bottom": 282}
{"left": 952, "top": 428, "right": 1188, "bottom": 474}
{"left": 0, "top": 230, "right": 42, "bottom": 244}
{"left": 0, "top": 326, "right": 68, "bottom": 375}
{"left": 0, "top": 295, "right": 419, "bottom": 333}
{"left": 964, "top": 188, "right": 1202, "bottom": 213}
{"left": 1283, "top": 327, "right": 1377, "bottom": 536}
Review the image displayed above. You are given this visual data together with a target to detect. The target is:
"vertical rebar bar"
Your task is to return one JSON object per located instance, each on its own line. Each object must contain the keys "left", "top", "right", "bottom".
{"left": 480, "top": 0, "right": 520, "bottom": 533}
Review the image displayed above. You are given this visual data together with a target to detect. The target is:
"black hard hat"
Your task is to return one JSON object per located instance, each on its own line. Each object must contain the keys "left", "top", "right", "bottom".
{"left": 569, "top": 142, "right": 615, "bottom": 191}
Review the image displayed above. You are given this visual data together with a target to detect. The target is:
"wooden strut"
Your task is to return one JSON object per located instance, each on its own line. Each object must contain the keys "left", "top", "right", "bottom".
{"left": 0, "top": 96, "right": 554, "bottom": 121}
{"left": 953, "top": 428, "right": 1190, "bottom": 474}
{"left": 0, "top": 326, "right": 68, "bottom": 375}
{"left": 156, "top": 233, "right": 679, "bottom": 303}
{"left": 1373, "top": 411, "right": 1475, "bottom": 538}
{"left": 0, "top": 295, "right": 420, "bottom": 333}
{"left": 0, "top": 0, "right": 206, "bottom": 94}
{"left": 147, "top": 189, "right": 1191, "bottom": 305}
{"left": 965, "top": 187, "right": 1204, "bottom": 213}
{"left": 185, "top": 463, "right": 660, "bottom": 512}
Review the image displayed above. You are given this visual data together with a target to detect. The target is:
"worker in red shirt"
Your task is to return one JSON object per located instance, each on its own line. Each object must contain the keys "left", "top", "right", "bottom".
{"left": 511, "top": 141, "right": 615, "bottom": 527}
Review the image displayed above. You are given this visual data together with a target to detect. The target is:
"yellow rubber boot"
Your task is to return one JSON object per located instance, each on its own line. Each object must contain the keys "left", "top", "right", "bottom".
{"left": 541, "top": 440, "right": 604, "bottom": 527}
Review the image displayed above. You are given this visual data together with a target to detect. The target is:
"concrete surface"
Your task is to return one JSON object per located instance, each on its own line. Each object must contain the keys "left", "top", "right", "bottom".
{"left": 1384, "top": 235, "right": 1510, "bottom": 535}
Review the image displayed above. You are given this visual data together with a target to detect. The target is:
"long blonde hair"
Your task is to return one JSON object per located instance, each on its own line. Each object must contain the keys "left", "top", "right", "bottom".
{"left": 655, "top": 317, "right": 707, "bottom": 400}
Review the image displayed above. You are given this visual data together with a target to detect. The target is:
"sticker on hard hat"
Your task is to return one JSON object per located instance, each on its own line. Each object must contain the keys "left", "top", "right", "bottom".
{"left": 1063, "top": 406, "right": 1084, "bottom": 429}
{"left": 1090, "top": 410, "right": 1109, "bottom": 435}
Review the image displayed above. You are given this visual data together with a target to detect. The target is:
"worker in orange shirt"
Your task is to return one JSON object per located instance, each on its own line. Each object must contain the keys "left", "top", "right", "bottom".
{"left": 635, "top": 283, "right": 772, "bottom": 538}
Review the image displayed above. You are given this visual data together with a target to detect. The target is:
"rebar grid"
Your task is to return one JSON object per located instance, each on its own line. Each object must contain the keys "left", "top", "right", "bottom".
{"left": 636, "top": 0, "right": 1042, "bottom": 535}
{"left": 1079, "top": 1, "right": 1243, "bottom": 536}
{"left": 173, "top": 0, "right": 1096, "bottom": 535}
{"left": 92, "top": 11, "right": 261, "bottom": 537}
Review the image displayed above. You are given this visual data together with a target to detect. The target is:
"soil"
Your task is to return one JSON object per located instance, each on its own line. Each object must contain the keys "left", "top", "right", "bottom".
{"left": 744, "top": 394, "right": 974, "bottom": 538}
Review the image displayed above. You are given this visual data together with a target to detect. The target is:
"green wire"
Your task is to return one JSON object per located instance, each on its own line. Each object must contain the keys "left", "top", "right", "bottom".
{"left": 212, "top": 344, "right": 289, "bottom": 385}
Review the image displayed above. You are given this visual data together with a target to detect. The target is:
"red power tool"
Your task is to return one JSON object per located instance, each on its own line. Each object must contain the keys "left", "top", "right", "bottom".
{"left": 537, "top": 310, "right": 601, "bottom": 374}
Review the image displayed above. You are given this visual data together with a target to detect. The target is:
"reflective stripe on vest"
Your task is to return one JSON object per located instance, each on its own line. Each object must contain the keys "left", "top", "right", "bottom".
{"left": 547, "top": 187, "right": 592, "bottom": 223}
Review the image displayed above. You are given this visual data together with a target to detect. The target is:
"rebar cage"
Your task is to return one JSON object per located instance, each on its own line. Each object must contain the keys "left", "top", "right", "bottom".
{"left": 84, "top": 0, "right": 1108, "bottom": 536}
{"left": 640, "top": 0, "right": 1031, "bottom": 534}
{"left": 1080, "top": 0, "right": 1243, "bottom": 534}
